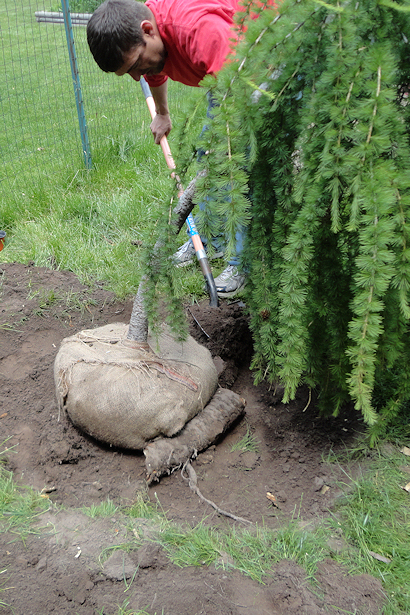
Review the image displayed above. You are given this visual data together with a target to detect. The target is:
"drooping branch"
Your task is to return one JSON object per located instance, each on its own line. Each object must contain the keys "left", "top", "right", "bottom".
{"left": 127, "top": 173, "right": 204, "bottom": 343}
{"left": 173, "top": 172, "right": 206, "bottom": 234}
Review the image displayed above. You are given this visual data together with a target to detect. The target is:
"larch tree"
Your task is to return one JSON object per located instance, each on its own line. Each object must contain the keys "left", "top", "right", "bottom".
{"left": 142, "top": 0, "right": 410, "bottom": 442}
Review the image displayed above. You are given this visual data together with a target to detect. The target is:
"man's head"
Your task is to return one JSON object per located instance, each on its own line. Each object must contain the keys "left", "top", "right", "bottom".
{"left": 87, "top": 0, "right": 166, "bottom": 77}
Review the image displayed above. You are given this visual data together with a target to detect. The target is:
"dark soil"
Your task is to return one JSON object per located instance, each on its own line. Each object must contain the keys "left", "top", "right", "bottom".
{"left": 0, "top": 262, "right": 386, "bottom": 614}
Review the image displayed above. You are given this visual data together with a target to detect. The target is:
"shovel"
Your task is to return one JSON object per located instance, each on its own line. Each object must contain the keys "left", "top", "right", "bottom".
{"left": 140, "top": 77, "right": 218, "bottom": 307}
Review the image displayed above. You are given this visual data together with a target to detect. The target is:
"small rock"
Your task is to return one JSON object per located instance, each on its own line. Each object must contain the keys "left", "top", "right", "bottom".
{"left": 276, "top": 490, "right": 287, "bottom": 503}
{"left": 215, "top": 551, "right": 235, "bottom": 567}
{"left": 103, "top": 550, "right": 137, "bottom": 581}
{"left": 36, "top": 556, "right": 47, "bottom": 572}
{"left": 196, "top": 451, "right": 214, "bottom": 465}
{"left": 313, "top": 476, "right": 325, "bottom": 491}
{"left": 327, "top": 537, "right": 348, "bottom": 553}
{"left": 240, "top": 451, "right": 259, "bottom": 469}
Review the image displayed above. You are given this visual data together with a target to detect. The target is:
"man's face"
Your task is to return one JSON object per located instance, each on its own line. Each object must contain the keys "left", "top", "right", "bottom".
{"left": 115, "top": 21, "right": 166, "bottom": 82}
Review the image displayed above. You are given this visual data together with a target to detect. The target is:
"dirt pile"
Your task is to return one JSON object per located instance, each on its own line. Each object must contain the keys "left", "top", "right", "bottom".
{"left": 0, "top": 262, "right": 384, "bottom": 614}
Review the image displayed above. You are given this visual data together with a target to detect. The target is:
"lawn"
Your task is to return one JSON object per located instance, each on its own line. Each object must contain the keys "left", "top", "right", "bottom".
{"left": 0, "top": 0, "right": 208, "bottom": 297}
{"left": 1, "top": 1, "right": 410, "bottom": 614}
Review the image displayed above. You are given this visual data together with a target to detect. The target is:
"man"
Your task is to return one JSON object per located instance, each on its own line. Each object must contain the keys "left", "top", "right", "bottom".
{"left": 87, "top": 0, "right": 250, "bottom": 295}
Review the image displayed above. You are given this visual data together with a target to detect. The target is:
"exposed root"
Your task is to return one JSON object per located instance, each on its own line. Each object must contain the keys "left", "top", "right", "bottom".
{"left": 181, "top": 459, "right": 252, "bottom": 525}
{"left": 144, "top": 388, "right": 246, "bottom": 483}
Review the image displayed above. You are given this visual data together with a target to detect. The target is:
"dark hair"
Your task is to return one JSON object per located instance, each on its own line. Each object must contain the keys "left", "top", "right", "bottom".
{"left": 87, "top": 0, "right": 152, "bottom": 72}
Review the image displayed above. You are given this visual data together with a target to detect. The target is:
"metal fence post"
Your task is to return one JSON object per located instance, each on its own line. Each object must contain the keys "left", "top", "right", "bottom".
{"left": 61, "top": 0, "right": 92, "bottom": 169}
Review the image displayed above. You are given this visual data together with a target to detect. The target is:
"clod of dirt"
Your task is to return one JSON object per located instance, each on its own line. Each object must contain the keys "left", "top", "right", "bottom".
{"left": 0, "top": 263, "right": 385, "bottom": 615}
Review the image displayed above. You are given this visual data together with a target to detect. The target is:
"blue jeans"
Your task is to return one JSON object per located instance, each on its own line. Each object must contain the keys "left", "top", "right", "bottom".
{"left": 187, "top": 93, "right": 244, "bottom": 268}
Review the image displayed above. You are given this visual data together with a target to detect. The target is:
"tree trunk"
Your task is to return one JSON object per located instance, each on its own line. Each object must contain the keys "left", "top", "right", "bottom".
{"left": 127, "top": 174, "right": 203, "bottom": 342}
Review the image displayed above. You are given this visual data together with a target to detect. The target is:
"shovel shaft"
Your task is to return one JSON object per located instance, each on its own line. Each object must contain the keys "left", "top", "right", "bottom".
{"left": 139, "top": 77, "right": 218, "bottom": 307}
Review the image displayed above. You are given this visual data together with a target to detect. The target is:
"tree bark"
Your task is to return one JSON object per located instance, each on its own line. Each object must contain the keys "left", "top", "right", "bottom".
{"left": 127, "top": 174, "right": 203, "bottom": 342}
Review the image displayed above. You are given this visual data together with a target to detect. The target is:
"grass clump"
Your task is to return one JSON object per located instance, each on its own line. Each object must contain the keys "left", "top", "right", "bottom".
{"left": 230, "top": 424, "right": 260, "bottom": 453}
{"left": 97, "top": 601, "right": 161, "bottom": 615}
{"left": 82, "top": 498, "right": 118, "bottom": 518}
{"left": 157, "top": 519, "right": 330, "bottom": 583}
{"left": 124, "top": 493, "right": 163, "bottom": 522}
{"left": 159, "top": 522, "right": 224, "bottom": 569}
{"left": 334, "top": 448, "right": 410, "bottom": 614}
{"left": 0, "top": 440, "right": 51, "bottom": 543}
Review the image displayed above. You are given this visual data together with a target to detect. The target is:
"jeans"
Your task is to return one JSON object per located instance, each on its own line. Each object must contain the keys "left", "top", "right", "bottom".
{"left": 187, "top": 92, "right": 244, "bottom": 268}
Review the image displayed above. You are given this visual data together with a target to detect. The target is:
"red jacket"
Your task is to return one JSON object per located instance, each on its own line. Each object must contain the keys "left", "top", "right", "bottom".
{"left": 144, "top": 0, "right": 258, "bottom": 88}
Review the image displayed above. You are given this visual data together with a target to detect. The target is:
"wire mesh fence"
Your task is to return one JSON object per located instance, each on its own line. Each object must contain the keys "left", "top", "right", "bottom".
{"left": 0, "top": 0, "right": 198, "bottom": 204}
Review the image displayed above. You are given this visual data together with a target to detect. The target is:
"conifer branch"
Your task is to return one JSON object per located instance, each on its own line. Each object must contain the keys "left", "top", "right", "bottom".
{"left": 393, "top": 189, "right": 410, "bottom": 319}
{"left": 272, "top": 67, "right": 300, "bottom": 111}
{"left": 366, "top": 66, "right": 382, "bottom": 146}
{"left": 127, "top": 175, "right": 201, "bottom": 343}
{"left": 313, "top": 0, "right": 344, "bottom": 11}
{"left": 378, "top": 0, "right": 410, "bottom": 12}
{"left": 223, "top": 0, "right": 318, "bottom": 105}
{"left": 164, "top": 0, "right": 410, "bottom": 434}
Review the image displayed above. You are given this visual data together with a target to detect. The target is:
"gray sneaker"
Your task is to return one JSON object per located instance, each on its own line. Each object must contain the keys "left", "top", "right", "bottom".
{"left": 173, "top": 240, "right": 223, "bottom": 267}
{"left": 214, "top": 265, "right": 246, "bottom": 297}
{"left": 173, "top": 240, "right": 196, "bottom": 266}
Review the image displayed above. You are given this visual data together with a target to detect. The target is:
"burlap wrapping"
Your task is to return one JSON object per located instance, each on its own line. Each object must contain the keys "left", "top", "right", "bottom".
{"left": 54, "top": 323, "right": 218, "bottom": 449}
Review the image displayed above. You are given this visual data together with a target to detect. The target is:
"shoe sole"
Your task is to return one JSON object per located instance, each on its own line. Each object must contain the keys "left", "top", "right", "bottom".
{"left": 216, "top": 281, "right": 246, "bottom": 298}
{"left": 176, "top": 251, "right": 224, "bottom": 268}
{"left": 216, "top": 288, "right": 244, "bottom": 298}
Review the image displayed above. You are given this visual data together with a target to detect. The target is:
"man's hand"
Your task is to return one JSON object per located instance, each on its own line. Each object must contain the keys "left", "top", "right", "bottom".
{"left": 150, "top": 112, "right": 172, "bottom": 144}
{"left": 150, "top": 82, "right": 172, "bottom": 144}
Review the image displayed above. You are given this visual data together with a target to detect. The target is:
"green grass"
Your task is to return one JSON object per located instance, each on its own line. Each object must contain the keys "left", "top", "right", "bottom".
{"left": 0, "top": 440, "right": 51, "bottom": 543}
{"left": 82, "top": 498, "right": 119, "bottom": 518}
{"left": 1, "top": 435, "right": 410, "bottom": 613}
{"left": 0, "top": 151, "right": 209, "bottom": 297}
{"left": 230, "top": 424, "right": 260, "bottom": 453}
{"left": 1, "top": 0, "right": 208, "bottom": 299}
{"left": 0, "top": 138, "right": 190, "bottom": 297}
{"left": 157, "top": 519, "right": 330, "bottom": 583}
{"left": 332, "top": 448, "right": 410, "bottom": 614}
